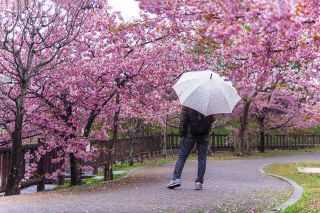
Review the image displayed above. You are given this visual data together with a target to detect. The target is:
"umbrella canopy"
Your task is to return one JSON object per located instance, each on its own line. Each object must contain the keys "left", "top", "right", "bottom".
{"left": 173, "top": 70, "right": 241, "bottom": 116}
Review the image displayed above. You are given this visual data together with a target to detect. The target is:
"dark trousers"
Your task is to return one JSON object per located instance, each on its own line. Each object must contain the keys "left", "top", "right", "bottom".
{"left": 172, "top": 136, "right": 209, "bottom": 183}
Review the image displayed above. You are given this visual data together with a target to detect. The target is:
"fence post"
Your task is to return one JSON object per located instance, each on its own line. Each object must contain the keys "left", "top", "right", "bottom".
{"left": 140, "top": 153, "right": 144, "bottom": 163}
{"left": 265, "top": 134, "right": 269, "bottom": 149}
{"left": 0, "top": 151, "right": 5, "bottom": 192}
{"left": 58, "top": 173, "right": 65, "bottom": 185}
{"left": 210, "top": 133, "right": 215, "bottom": 152}
{"left": 5, "top": 151, "right": 10, "bottom": 192}
{"left": 313, "top": 135, "right": 316, "bottom": 146}
{"left": 93, "top": 166, "right": 98, "bottom": 175}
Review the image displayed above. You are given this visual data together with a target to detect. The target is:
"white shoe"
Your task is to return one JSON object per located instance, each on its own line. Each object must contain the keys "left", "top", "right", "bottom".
{"left": 195, "top": 182, "right": 202, "bottom": 190}
{"left": 167, "top": 179, "right": 181, "bottom": 189}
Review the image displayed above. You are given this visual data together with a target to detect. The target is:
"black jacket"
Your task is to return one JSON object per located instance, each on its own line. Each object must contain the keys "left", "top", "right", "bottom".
{"left": 179, "top": 106, "right": 214, "bottom": 137}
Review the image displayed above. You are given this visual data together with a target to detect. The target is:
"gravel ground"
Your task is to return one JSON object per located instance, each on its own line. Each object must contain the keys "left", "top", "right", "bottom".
{"left": 0, "top": 153, "right": 319, "bottom": 213}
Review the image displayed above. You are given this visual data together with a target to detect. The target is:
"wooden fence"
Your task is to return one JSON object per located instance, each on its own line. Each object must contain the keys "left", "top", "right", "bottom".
{"left": 166, "top": 133, "right": 320, "bottom": 151}
{"left": 0, "top": 142, "right": 59, "bottom": 193}
{"left": 91, "top": 134, "right": 162, "bottom": 167}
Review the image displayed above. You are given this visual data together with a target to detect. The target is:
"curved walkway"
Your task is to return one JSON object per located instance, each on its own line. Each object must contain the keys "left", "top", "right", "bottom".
{"left": 1, "top": 153, "right": 319, "bottom": 213}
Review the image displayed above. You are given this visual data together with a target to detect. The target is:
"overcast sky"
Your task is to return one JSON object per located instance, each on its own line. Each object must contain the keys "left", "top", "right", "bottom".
{"left": 108, "top": 0, "right": 141, "bottom": 21}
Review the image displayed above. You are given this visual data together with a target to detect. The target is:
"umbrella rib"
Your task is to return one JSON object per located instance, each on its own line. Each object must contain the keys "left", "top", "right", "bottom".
{"left": 182, "top": 81, "right": 210, "bottom": 113}
{"left": 205, "top": 81, "right": 214, "bottom": 116}
{"left": 179, "top": 79, "right": 207, "bottom": 103}
{"left": 216, "top": 80, "right": 240, "bottom": 109}
{"left": 207, "top": 84, "right": 231, "bottom": 114}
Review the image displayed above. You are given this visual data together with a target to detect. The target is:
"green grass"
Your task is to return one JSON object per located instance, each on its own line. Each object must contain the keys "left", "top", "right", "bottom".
{"left": 212, "top": 119, "right": 241, "bottom": 135}
{"left": 113, "top": 162, "right": 139, "bottom": 171}
{"left": 54, "top": 183, "right": 71, "bottom": 191}
{"left": 83, "top": 173, "right": 126, "bottom": 185}
{"left": 265, "top": 162, "right": 320, "bottom": 212}
{"left": 95, "top": 159, "right": 174, "bottom": 177}
{"left": 113, "top": 158, "right": 175, "bottom": 169}
{"left": 212, "top": 126, "right": 229, "bottom": 134}
{"left": 83, "top": 178, "right": 103, "bottom": 185}
{"left": 143, "top": 158, "right": 175, "bottom": 166}
{"left": 56, "top": 173, "right": 128, "bottom": 190}
{"left": 303, "top": 126, "right": 320, "bottom": 134}
{"left": 202, "top": 146, "right": 320, "bottom": 161}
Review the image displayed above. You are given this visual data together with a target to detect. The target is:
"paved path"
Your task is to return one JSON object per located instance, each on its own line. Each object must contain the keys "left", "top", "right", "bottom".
{"left": 1, "top": 153, "right": 320, "bottom": 213}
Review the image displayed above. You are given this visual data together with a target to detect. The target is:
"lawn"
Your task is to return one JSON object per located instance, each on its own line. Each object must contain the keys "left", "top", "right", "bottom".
{"left": 203, "top": 146, "right": 320, "bottom": 160}
{"left": 265, "top": 162, "right": 320, "bottom": 213}
{"left": 83, "top": 173, "right": 127, "bottom": 184}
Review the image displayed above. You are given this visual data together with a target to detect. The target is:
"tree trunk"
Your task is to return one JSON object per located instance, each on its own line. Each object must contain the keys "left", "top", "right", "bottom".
{"left": 237, "top": 101, "right": 251, "bottom": 156}
{"left": 104, "top": 144, "right": 114, "bottom": 181}
{"left": 258, "top": 116, "right": 266, "bottom": 153}
{"left": 259, "top": 128, "right": 265, "bottom": 153}
{"left": 67, "top": 134, "right": 81, "bottom": 185}
{"left": 58, "top": 152, "right": 65, "bottom": 185}
{"left": 58, "top": 174, "right": 65, "bottom": 185}
{"left": 5, "top": 129, "right": 22, "bottom": 195}
{"left": 5, "top": 87, "right": 26, "bottom": 196}
{"left": 105, "top": 93, "right": 120, "bottom": 181}
{"left": 37, "top": 154, "right": 46, "bottom": 192}
{"left": 129, "top": 139, "right": 134, "bottom": 166}
{"left": 163, "top": 113, "right": 168, "bottom": 159}
{"left": 69, "top": 153, "right": 81, "bottom": 186}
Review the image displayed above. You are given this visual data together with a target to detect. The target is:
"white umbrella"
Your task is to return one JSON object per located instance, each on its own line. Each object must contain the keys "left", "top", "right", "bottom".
{"left": 173, "top": 70, "right": 241, "bottom": 116}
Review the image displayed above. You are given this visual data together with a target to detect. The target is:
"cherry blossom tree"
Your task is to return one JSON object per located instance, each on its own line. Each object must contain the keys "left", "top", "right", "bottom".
{"left": 250, "top": 76, "right": 319, "bottom": 152}
{"left": 139, "top": 0, "right": 320, "bottom": 155}
{"left": 0, "top": 0, "right": 92, "bottom": 195}
{"left": 2, "top": 0, "right": 319, "bottom": 195}
{"left": 28, "top": 5, "right": 204, "bottom": 184}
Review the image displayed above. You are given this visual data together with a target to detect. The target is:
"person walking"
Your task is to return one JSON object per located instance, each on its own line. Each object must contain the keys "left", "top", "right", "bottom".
{"left": 167, "top": 106, "right": 214, "bottom": 190}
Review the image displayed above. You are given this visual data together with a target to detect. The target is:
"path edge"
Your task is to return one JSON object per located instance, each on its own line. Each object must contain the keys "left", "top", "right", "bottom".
{"left": 102, "top": 167, "right": 140, "bottom": 184}
{"left": 258, "top": 163, "right": 303, "bottom": 213}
